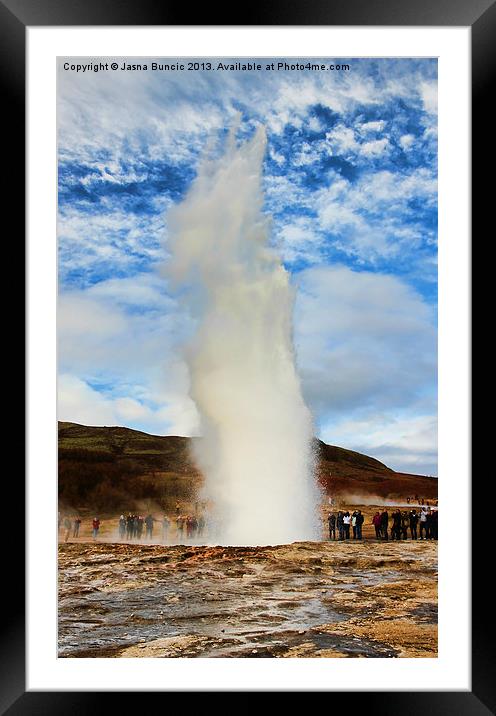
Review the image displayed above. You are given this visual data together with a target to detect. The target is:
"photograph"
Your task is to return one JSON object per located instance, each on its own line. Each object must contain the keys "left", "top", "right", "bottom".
{"left": 57, "top": 56, "right": 438, "bottom": 659}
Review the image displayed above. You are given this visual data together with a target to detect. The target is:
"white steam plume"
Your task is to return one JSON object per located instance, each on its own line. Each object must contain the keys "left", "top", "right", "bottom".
{"left": 166, "top": 124, "right": 319, "bottom": 545}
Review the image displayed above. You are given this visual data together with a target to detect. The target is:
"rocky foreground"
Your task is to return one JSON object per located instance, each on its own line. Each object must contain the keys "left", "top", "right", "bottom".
{"left": 59, "top": 539, "right": 437, "bottom": 658}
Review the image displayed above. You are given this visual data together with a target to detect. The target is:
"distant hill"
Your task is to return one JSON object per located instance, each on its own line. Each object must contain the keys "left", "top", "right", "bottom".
{"left": 58, "top": 421, "right": 437, "bottom": 512}
{"left": 314, "top": 440, "right": 437, "bottom": 501}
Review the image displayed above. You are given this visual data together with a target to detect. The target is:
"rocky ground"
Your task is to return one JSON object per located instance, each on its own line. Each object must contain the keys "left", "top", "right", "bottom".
{"left": 58, "top": 536, "right": 437, "bottom": 658}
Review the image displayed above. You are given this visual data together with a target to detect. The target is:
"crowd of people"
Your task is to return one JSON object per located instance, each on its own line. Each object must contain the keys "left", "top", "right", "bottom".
{"left": 59, "top": 514, "right": 84, "bottom": 542}
{"left": 59, "top": 502, "right": 438, "bottom": 544}
{"left": 58, "top": 509, "right": 208, "bottom": 543}
{"left": 327, "top": 507, "right": 438, "bottom": 541}
{"left": 118, "top": 513, "right": 207, "bottom": 542}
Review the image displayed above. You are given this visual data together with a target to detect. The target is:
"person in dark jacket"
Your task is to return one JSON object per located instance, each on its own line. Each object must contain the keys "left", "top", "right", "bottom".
{"left": 73, "top": 516, "right": 81, "bottom": 538}
{"left": 355, "top": 510, "right": 364, "bottom": 540}
{"left": 328, "top": 512, "right": 336, "bottom": 540}
{"left": 337, "top": 511, "right": 344, "bottom": 540}
{"left": 409, "top": 510, "right": 419, "bottom": 539}
{"left": 401, "top": 512, "right": 409, "bottom": 539}
{"left": 430, "top": 510, "right": 438, "bottom": 539}
{"left": 145, "top": 514, "right": 154, "bottom": 540}
{"left": 391, "top": 510, "right": 402, "bottom": 540}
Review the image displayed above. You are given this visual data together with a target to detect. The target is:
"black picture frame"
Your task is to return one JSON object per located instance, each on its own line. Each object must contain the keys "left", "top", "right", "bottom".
{"left": 4, "top": 0, "right": 483, "bottom": 709}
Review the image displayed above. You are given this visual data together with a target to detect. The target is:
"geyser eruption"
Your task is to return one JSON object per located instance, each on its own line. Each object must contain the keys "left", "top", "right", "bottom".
{"left": 167, "top": 124, "right": 319, "bottom": 545}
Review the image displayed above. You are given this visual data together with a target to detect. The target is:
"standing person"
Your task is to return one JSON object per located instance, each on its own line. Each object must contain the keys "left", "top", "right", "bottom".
{"left": 391, "top": 510, "right": 402, "bottom": 540}
{"left": 197, "top": 514, "right": 206, "bottom": 539}
{"left": 328, "top": 512, "right": 336, "bottom": 540}
{"left": 63, "top": 516, "right": 71, "bottom": 542}
{"left": 409, "top": 509, "right": 419, "bottom": 540}
{"left": 431, "top": 510, "right": 438, "bottom": 540}
{"left": 92, "top": 517, "right": 100, "bottom": 540}
{"left": 351, "top": 511, "right": 358, "bottom": 539}
{"left": 356, "top": 510, "right": 364, "bottom": 540}
{"left": 162, "top": 515, "right": 170, "bottom": 542}
{"left": 137, "top": 516, "right": 144, "bottom": 540}
{"left": 343, "top": 512, "right": 351, "bottom": 540}
{"left": 373, "top": 512, "right": 382, "bottom": 539}
{"left": 336, "top": 511, "right": 344, "bottom": 540}
{"left": 176, "top": 515, "right": 185, "bottom": 542}
{"left": 401, "top": 512, "right": 409, "bottom": 540}
{"left": 119, "top": 515, "right": 126, "bottom": 540}
{"left": 381, "top": 510, "right": 389, "bottom": 540}
{"left": 126, "top": 514, "right": 133, "bottom": 539}
{"left": 186, "top": 515, "right": 194, "bottom": 540}
{"left": 145, "top": 514, "right": 154, "bottom": 540}
{"left": 419, "top": 508, "right": 428, "bottom": 539}
{"left": 425, "top": 510, "right": 433, "bottom": 540}
{"left": 73, "top": 516, "right": 81, "bottom": 538}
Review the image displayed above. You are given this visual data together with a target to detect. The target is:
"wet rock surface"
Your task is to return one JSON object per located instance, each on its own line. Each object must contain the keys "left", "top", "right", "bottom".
{"left": 58, "top": 540, "right": 437, "bottom": 658}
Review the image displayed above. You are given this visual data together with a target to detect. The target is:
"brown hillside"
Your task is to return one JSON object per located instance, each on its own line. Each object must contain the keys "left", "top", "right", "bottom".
{"left": 58, "top": 422, "right": 437, "bottom": 511}
{"left": 314, "top": 439, "right": 437, "bottom": 500}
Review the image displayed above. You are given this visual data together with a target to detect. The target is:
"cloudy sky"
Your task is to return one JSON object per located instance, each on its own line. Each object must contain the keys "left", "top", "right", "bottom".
{"left": 57, "top": 57, "right": 437, "bottom": 475}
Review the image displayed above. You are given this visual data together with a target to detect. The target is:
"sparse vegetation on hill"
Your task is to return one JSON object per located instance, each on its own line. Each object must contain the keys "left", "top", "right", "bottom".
{"left": 58, "top": 421, "right": 437, "bottom": 513}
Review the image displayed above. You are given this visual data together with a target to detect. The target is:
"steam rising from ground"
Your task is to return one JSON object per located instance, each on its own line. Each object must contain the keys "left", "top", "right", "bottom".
{"left": 167, "top": 124, "right": 319, "bottom": 545}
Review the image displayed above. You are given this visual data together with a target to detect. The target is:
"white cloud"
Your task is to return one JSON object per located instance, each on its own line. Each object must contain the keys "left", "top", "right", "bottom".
{"left": 321, "top": 413, "right": 437, "bottom": 475}
{"left": 292, "top": 142, "right": 320, "bottom": 167}
{"left": 325, "top": 125, "right": 390, "bottom": 160}
{"left": 58, "top": 273, "right": 201, "bottom": 435}
{"left": 58, "top": 294, "right": 127, "bottom": 338}
{"left": 294, "top": 264, "right": 437, "bottom": 473}
{"left": 312, "top": 167, "right": 437, "bottom": 262}
{"left": 269, "top": 148, "right": 286, "bottom": 166}
{"left": 58, "top": 205, "right": 168, "bottom": 279}
{"left": 399, "top": 134, "right": 416, "bottom": 150}
{"left": 58, "top": 374, "right": 119, "bottom": 426}
{"left": 359, "top": 120, "right": 386, "bottom": 133}
{"left": 294, "top": 265, "right": 436, "bottom": 417}
{"left": 58, "top": 374, "right": 199, "bottom": 435}
{"left": 420, "top": 80, "right": 438, "bottom": 114}
{"left": 308, "top": 116, "right": 323, "bottom": 133}
{"left": 325, "top": 124, "right": 358, "bottom": 155}
{"left": 360, "top": 138, "right": 389, "bottom": 157}
{"left": 277, "top": 219, "right": 323, "bottom": 264}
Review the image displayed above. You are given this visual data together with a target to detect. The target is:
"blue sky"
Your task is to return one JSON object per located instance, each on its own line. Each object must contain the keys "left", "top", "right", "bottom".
{"left": 57, "top": 57, "right": 438, "bottom": 475}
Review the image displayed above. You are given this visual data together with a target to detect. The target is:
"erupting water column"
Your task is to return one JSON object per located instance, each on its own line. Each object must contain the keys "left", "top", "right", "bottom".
{"left": 167, "top": 125, "right": 319, "bottom": 545}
